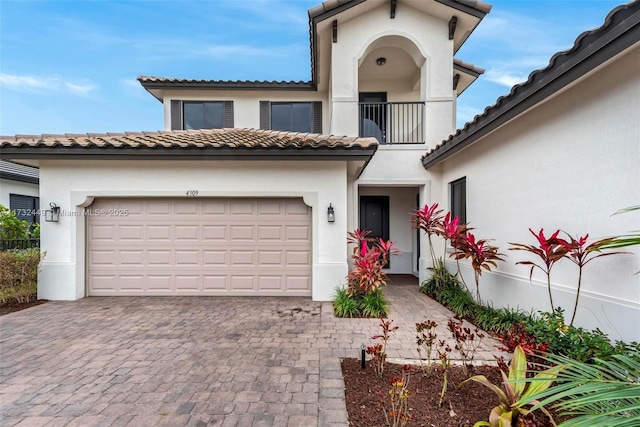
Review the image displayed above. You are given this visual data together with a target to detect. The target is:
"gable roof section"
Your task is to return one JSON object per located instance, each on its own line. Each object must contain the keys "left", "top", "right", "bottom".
{"left": 0, "top": 160, "right": 39, "bottom": 184}
{"left": 139, "top": 0, "right": 491, "bottom": 99}
{"left": 0, "top": 128, "right": 378, "bottom": 162}
{"left": 422, "top": 1, "right": 640, "bottom": 169}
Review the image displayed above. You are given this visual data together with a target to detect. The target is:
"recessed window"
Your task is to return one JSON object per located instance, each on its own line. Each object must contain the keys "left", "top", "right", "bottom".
{"left": 183, "top": 101, "right": 224, "bottom": 130}
{"left": 171, "top": 100, "right": 233, "bottom": 131}
{"left": 260, "top": 101, "right": 322, "bottom": 133}
{"left": 450, "top": 177, "right": 466, "bottom": 224}
{"left": 271, "top": 102, "right": 313, "bottom": 133}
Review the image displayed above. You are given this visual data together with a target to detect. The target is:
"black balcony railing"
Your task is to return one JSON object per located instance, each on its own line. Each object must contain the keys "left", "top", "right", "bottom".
{"left": 1, "top": 239, "right": 40, "bottom": 252}
{"left": 359, "top": 101, "right": 425, "bottom": 144}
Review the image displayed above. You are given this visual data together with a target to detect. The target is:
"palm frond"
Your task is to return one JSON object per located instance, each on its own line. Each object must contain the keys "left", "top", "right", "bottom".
{"left": 520, "top": 353, "right": 640, "bottom": 427}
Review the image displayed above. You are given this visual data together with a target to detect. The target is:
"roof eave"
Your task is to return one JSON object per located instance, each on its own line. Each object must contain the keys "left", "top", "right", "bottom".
{"left": 0, "top": 171, "right": 39, "bottom": 185}
{"left": 423, "top": 2, "right": 640, "bottom": 170}
{"left": 0, "top": 146, "right": 378, "bottom": 162}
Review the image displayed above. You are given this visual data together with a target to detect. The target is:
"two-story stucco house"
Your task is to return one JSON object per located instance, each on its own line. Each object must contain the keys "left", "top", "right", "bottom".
{"left": 1, "top": 0, "right": 638, "bottom": 342}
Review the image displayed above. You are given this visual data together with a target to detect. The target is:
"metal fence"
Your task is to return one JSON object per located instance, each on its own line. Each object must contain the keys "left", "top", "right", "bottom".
{"left": 1, "top": 239, "right": 40, "bottom": 251}
{"left": 359, "top": 101, "right": 425, "bottom": 144}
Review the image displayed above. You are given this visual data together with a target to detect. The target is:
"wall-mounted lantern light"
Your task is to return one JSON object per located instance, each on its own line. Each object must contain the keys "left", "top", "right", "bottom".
{"left": 45, "top": 202, "right": 60, "bottom": 222}
{"left": 327, "top": 204, "right": 335, "bottom": 223}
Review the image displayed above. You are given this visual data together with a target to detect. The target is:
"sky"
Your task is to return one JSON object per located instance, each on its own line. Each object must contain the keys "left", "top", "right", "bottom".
{"left": 0, "top": 0, "right": 625, "bottom": 135}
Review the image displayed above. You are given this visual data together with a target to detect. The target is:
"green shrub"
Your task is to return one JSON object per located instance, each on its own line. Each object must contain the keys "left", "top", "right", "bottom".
{"left": 420, "top": 260, "right": 459, "bottom": 295}
{"left": 359, "top": 288, "right": 388, "bottom": 317}
{"left": 333, "top": 286, "right": 360, "bottom": 318}
{"left": 0, "top": 205, "right": 30, "bottom": 240}
{"left": 0, "top": 248, "right": 42, "bottom": 304}
{"left": 333, "top": 286, "right": 389, "bottom": 318}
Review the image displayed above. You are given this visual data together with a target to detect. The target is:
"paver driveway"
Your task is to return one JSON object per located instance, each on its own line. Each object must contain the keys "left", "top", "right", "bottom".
{"left": 1, "top": 277, "right": 506, "bottom": 427}
{"left": 1, "top": 296, "right": 348, "bottom": 427}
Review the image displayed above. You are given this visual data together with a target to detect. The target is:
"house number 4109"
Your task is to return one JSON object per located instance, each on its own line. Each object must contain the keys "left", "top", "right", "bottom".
{"left": 186, "top": 190, "right": 199, "bottom": 196}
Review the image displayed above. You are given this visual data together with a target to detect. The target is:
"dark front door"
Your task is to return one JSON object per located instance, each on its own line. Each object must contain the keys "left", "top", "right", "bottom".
{"left": 360, "top": 196, "right": 390, "bottom": 267}
{"left": 359, "top": 92, "right": 387, "bottom": 143}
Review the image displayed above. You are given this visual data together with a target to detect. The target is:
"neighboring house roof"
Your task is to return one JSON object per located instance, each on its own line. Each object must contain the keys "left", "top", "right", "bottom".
{"left": 0, "top": 160, "right": 39, "bottom": 184}
{"left": 139, "top": 0, "right": 490, "bottom": 99}
{"left": 422, "top": 0, "right": 640, "bottom": 169}
{"left": 0, "top": 128, "right": 378, "bottom": 162}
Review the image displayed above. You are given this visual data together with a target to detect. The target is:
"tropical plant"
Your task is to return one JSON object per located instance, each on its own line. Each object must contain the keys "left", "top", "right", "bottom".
{"left": 412, "top": 203, "right": 444, "bottom": 268}
{"left": 367, "top": 317, "right": 399, "bottom": 378}
{"left": 522, "top": 352, "right": 640, "bottom": 427}
{"left": 333, "top": 286, "right": 360, "bottom": 317}
{"left": 379, "top": 364, "right": 413, "bottom": 427}
{"left": 451, "top": 231, "right": 505, "bottom": 304}
{"left": 420, "top": 260, "right": 459, "bottom": 295}
{"left": 460, "top": 345, "right": 560, "bottom": 427}
{"left": 415, "top": 319, "right": 438, "bottom": 376}
{"left": 557, "top": 233, "right": 628, "bottom": 325}
{"left": 510, "top": 229, "right": 569, "bottom": 312}
{"left": 436, "top": 339, "right": 452, "bottom": 407}
{"left": 333, "top": 286, "right": 389, "bottom": 318}
{"left": 346, "top": 229, "right": 398, "bottom": 296}
{"left": 360, "top": 288, "right": 389, "bottom": 317}
{"left": 448, "top": 316, "right": 485, "bottom": 378}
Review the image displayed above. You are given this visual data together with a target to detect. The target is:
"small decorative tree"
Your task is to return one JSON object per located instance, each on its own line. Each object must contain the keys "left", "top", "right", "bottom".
{"left": 451, "top": 231, "right": 504, "bottom": 305}
{"left": 509, "top": 229, "right": 568, "bottom": 312}
{"left": 412, "top": 203, "right": 444, "bottom": 269}
{"left": 346, "top": 229, "right": 398, "bottom": 297}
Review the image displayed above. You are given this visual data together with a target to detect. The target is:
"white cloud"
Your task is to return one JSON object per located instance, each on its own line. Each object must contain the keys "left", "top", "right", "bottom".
{"left": 484, "top": 69, "right": 527, "bottom": 88}
{"left": 64, "top": 82, "right": 97, "bottom": 95}
{"left": 0, "top": 73, "right": 58, "bottom": 91}
{"left": 0, "top": 73, "right": 97, "bottom": 96}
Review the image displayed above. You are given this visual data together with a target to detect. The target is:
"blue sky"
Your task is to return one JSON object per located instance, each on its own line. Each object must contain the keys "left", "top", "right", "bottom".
{"left": 0, "top": 0, "right": 624, "bottom": 135}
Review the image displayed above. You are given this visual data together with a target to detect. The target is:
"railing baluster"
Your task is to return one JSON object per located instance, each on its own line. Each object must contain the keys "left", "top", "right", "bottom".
{"left": 358, "top": 101, "right": 425, "bottom": 144}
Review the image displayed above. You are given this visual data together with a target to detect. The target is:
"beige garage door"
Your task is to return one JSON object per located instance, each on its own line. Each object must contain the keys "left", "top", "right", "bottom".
{"left": 88, "top": 198, "right": 311, "bottom": 296}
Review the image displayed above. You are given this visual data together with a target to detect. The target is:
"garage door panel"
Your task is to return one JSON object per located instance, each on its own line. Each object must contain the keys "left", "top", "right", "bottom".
{"left": 88, "top": 198, "right": 311, "bottom": 296}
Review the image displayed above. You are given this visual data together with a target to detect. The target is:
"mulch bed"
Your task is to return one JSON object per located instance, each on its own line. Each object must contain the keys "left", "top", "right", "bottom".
{"left": 0, "top": 299, "right": 47, "bottom": 316}
{"left": 342, "top": 358, "right": 557, "bottom": 427}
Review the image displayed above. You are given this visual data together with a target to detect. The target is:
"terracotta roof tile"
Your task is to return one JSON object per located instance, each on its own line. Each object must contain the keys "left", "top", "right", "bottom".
{"left": 0, "top": 128, "right": 378, "bottom": 151}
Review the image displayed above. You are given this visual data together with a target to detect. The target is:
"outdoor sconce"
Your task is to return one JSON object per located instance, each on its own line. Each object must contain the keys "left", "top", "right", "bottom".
{"left": 327, "top": 204, "right": 335, "bottom": 223}
{"left": 376, "top": 57, "right": 386, "bottom": 66}
{"left": 45, "top": 202, "right": 60, "bottom": 222}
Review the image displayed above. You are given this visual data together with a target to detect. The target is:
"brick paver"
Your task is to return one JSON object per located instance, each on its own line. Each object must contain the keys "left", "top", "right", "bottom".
{"left": 0, "top": 275, "right": 506, "bottom": 426}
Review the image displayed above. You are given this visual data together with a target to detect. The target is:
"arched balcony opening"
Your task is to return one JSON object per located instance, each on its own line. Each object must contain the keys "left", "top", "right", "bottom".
{"left": 357, "top": 35, "right": 426, "bottom": 144}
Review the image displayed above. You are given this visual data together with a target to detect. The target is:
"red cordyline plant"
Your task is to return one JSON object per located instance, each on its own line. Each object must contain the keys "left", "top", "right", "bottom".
{"left": 451, "top": 231, "right": 505, "bottom": 305}
{"left": 412, "top": 203, "right": 444, "bottom": 268}
{"left": 509, "top": 229, "right": 568, "bottom": 312}
{"left": 439, "top": 212, "right": 471, "bottom": 289}
{"left": 557, "top": 232, "right": 627, "bottom": 325}
{"left": 347, "top": 229, "right": 398, "bottom": 297}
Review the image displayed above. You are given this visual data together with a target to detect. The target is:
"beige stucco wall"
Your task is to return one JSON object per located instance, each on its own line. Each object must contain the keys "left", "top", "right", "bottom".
{"left": 37, "top": 160, "right": 350, "bottom": 302}
{"left": 436, "top": 46, "right": 640, "bottom": 342}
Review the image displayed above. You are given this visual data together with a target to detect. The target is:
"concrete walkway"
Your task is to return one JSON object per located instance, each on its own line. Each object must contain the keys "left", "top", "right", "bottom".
{"left": 0, "top": 276, "right": 506, "bottom": 427}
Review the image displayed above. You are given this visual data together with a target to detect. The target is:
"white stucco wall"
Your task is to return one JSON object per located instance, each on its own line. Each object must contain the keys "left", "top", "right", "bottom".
{"left": 358, "top": 186, "right": 419, "bottom": 275}
{"left": 330, "top": 2, "right": 454, "bottom": 144}
{"left": 436, "top": 46, "right": 640, "bottom": 342}
{"left": 0, "top": 178, "right": 39, "bottom": 208}
{"left": 162, "top": 90, "right": 329, "bottom": 133}
{"left": 37, "top": 160, "right": 350, "bottom": 302}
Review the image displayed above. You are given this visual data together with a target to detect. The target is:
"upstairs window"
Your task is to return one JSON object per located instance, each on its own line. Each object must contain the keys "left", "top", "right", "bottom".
{"left": 170, "top": 100, "right": 233, "bottom": 130}
{"left": 450, "top": 177, "right": 466, "bottom": 224}
{"left": 260, "top": 101, "right": 322, "bottom": 133}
